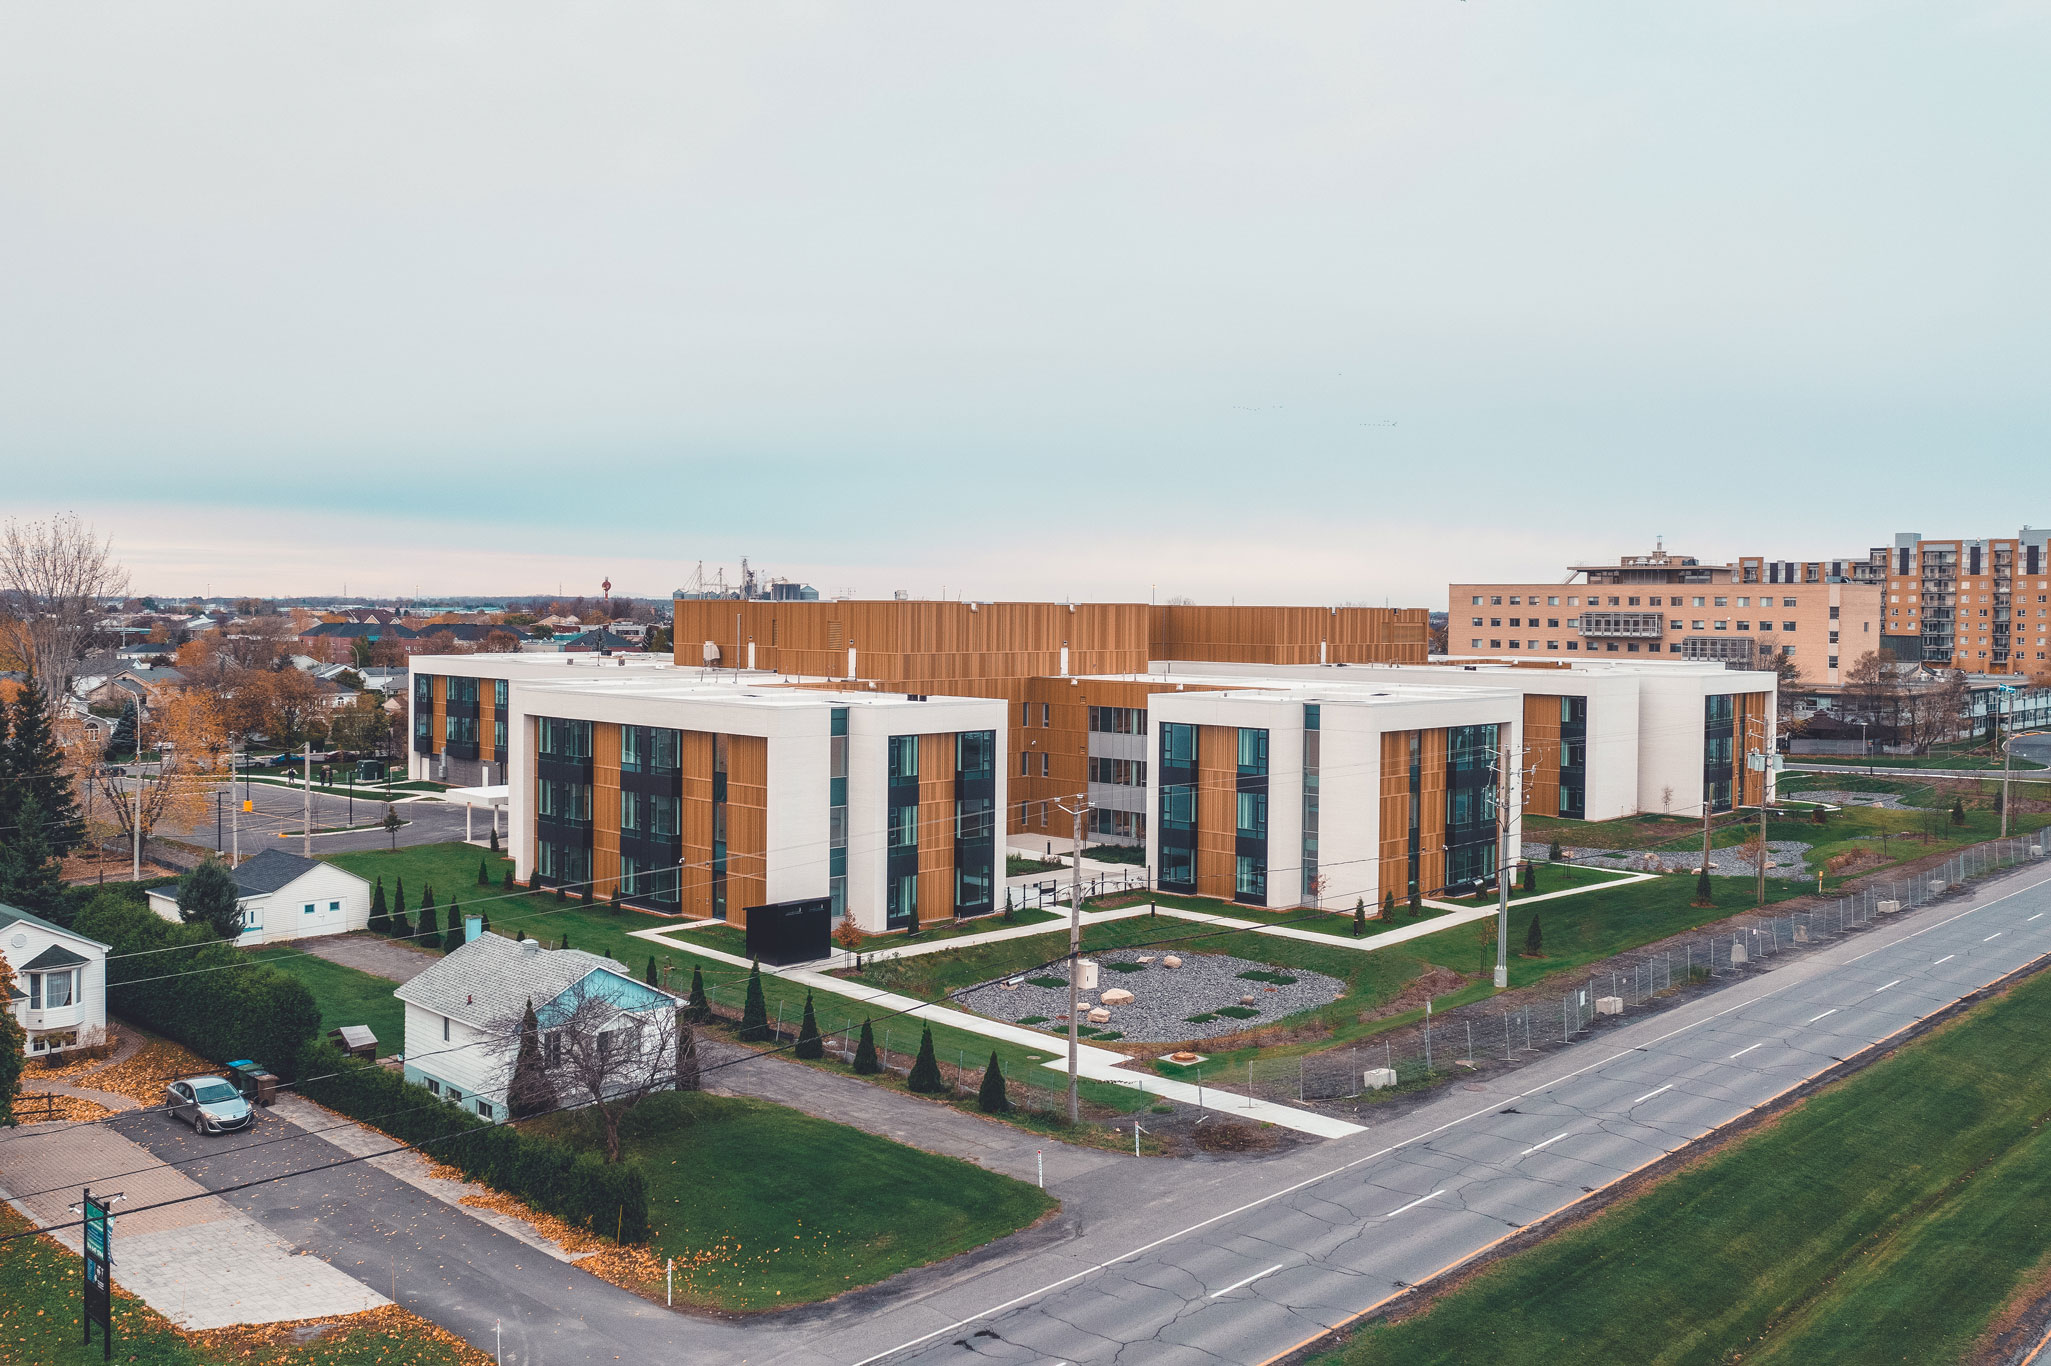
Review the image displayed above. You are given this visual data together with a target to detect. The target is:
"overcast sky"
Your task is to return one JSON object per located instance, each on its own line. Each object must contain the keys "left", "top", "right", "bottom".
{"left": 4, "top": 2, "right": 2046, "bottom": 605}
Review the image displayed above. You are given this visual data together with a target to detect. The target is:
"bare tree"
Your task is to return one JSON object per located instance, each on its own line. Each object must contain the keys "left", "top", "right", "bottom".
{"left": 0, "top": 513, "right": 128, "bottom": 698}
{"left": 490, "top": 969, "right": 682, "bottom": 1162}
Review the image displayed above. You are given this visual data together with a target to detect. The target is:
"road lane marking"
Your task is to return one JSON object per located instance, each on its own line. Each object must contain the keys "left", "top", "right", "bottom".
{"left": 1873, "top": 980, "right": 1901, "bottom": 993}
{"left": 1935, "top": 955, "right": 1956, "bottom": 965}
{"left": 1807, "top": 1009, "right": 1837, "bottom": 1024}
{"left": 1632, "top": 1084, "right": 1672, "bottom": 1104}
{"left": 1210, "top": 1263, "right": 1286, "bottom": 1298}
{"left": 1987, "top": 933, "right": 2005, "bottom": 942}
{"left": 1730, "top": 1041, "right": 1767, "bottom": 1058}
{"left": 1384, "top": 1190, "right": 1446, "bottom": 1218}
{"left": 1520, "top": 1133, "right": 1568, "bottom": 1156}
{"left": 2031, "top": 913, "right": 2044, "bottom": 923}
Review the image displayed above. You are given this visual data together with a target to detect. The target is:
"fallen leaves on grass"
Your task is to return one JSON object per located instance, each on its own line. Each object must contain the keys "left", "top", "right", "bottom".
{"left": 79, "top": 1036, "right": 216, "bottom": 1105}
{"left": 12, "top": 1092, "right": 114, "bottom": 1123}
{"left": 453, "top": 1187, "right": 673, "bottom": 1292}
{"left": 190, "top": 1304, "right": 494, "bottom": 1362}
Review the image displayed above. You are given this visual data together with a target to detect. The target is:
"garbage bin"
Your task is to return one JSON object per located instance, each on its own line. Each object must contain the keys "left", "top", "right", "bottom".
{"left": 250, "top": 1072, "right": 279, "bottom": 1106}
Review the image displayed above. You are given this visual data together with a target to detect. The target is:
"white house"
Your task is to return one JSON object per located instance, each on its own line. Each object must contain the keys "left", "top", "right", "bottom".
{"left": 146, "top": 849, "right": 373, "bottom": 945}
{"left": 2, "top": 904, "right": 111, "bottom": 1057}
{"left": 395, "top": 925, "right": 679, "bottom": 1124}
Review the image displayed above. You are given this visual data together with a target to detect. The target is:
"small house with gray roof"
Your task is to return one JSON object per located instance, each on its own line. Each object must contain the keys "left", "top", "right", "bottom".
{"left": 394, "top": 925, "right": 679, "bottom": 1123}
{"left": 2, "top": 903, "right": 111, "bottom": 1058}
{"left": 145, "top": 849, "right": 372, "bottom": 945}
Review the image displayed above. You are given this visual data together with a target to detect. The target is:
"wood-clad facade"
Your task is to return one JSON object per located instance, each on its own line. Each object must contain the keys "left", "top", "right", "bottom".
{"left": 1522, "top": 695, "right": 1562, "bottom": 818}
{"left": 725, "top": 735, "right": 768, "bottom": 922}
{"left": 591, "top": 721, "right": 622, "bottom": 899}
{"left": 1149, "top": 605, "right": 1428, "bottom": 666}
{"left": 1194, "top": 724, "right": 1240, "bottom": 902}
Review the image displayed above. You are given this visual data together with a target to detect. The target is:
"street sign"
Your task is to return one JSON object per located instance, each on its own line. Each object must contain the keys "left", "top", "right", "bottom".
{"left": 81, "top": 1189, "right": 112, "bottom": 1360}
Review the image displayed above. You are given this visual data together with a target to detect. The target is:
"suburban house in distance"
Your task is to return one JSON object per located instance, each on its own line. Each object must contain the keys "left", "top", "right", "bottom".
{"left": 2, "top": 903, "right": 110, "bottom": 1057}
{"left": 146, "top": 850, "right": 373, "bottom": 944}
{"left": 395, "top": 924, "right": 679, "bottom": 1124}
{"left": 1450, "top": 544, "right": 1883, "bottom": 686}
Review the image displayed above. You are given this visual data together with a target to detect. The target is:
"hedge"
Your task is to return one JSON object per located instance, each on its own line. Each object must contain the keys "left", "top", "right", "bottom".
{"left": 294, "top": 1042, "right": 650, "bottom": 1243}
{"left": 73, "top": 896, "right": 320, "bottom": 1077}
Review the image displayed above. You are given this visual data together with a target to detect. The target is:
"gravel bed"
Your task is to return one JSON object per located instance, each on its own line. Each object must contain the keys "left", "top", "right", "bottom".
{"left": 1523, "top": 840, "right": 1812, "bottom": 879}
{"left": 1781, "top": 788, "right": 1929, "bottom": 810}
{"left": 960, "top": 948, "right": 1348, "bottom": 1044}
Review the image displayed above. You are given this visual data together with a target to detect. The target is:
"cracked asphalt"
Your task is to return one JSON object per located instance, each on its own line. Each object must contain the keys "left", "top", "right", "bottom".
{"left": 90, "top": 851, "right": 2051, "bottom": 1365}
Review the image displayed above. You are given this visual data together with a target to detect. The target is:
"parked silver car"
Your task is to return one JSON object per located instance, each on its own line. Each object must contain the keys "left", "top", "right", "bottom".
{"left": 165, "top": 1076, "right": 254, "bottom": 1134}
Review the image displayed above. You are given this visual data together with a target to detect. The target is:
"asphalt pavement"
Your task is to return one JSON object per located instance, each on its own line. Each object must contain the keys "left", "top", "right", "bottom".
{"left": 79, "top": 850, "right": 2051, "bottom": 1365}
{"left": 107, "top": 773, "right": 476, "bottom": 855}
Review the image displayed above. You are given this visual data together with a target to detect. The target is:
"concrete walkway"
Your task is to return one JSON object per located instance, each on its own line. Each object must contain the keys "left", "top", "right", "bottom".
{"left": 629, "top": 921, "right": 1364, "bottom": 1138}
{"left": 0, "top": 1118, "right": 386, "bottom": 1328}
{"left": 18, "top": 1029, "right": 147, "bottom": 1114}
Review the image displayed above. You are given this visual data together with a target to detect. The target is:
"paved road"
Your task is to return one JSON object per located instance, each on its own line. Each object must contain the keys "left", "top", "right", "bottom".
{"left": 83, "top": 854, "right": 2051, "bottom": 1365}
{"left": 108, "top": 774, "right": 476, "bottom": 855}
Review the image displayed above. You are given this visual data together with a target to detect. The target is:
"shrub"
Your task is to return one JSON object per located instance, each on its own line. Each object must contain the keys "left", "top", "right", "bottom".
{"left": 477, "top": 858, "right": 489, "bottom": 887}
{"left": 907, "top": 1026, "right": 944, "bottom": 1092}
{"left": 368, "top": 877, "right": 390, "bottom": 934}
{"left": 1952, "top": 798, "right": 1967, "bottom": 826}
{"left": 1354, "top": 898, "right": 1366, "bottom": 936}
{"left": 501, "top": 868, "right": 515, "bottom": 892}
{"left": 685, "top": 966, "right": 710, "bottom": 1023}
{"left": 488, "top": 827, "right": 500, "bottom": 854}
{"left": 74, "top": 898, "right": 319, "bottom": 1077}
{"left": 977, "top": 1051, "right": 1010, "bottom": 1113}
{"left": 643, "top": 956, "right": 658, "bottom": 987}
{"left": 1521, "top": 861, "right": 1537, "bottom": 894}
{"left": 1695, "top": 866, "right": 1714, "bottom": 905}
{"left": 1523, "top": 911, "right": 1543, "bottom": 956}
{"left": 1548, "top": 839, "right": 1562, "bottom": 860}
{"left": 294, "top": 1041, "right": 649, "bottom": 1243}
{"left": 853, "top": 1018, "right": 880, "bottom": 1074}
{"left": 1382, "top": 890, "right": 1395, "bottom": 920}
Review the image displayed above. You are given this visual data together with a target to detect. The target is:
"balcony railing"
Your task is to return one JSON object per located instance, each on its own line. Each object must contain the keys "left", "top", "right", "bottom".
{"left": 1577, "top": 611, "right": 1665, "bottom": 639}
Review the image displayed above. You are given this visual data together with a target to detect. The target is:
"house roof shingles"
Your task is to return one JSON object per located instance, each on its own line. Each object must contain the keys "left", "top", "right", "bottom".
{"left": 20, "top": 943, "right": 89, "bottom": 971}
{"left": 228, "top": 848, "right": 332, "bottom": 898}
{"left": 395, "top": 933, "right": 646, "bottom": 1030}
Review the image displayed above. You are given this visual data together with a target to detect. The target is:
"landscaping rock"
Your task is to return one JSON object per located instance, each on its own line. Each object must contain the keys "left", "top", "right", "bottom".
{"left": 1163, "top": 956, "right": 1182, "bottom": 968}
{"left": 962, "top": 948, "right": 1346, "bottom": 1043}
{"left": 1100, "top": 987, "right": 1135, "bottom": 1006}
{"left": 1088, "top": 1008, "right": 1112, "bottom": 1025}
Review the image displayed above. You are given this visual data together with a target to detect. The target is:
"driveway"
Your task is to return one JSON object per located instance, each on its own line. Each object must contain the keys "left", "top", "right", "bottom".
{"left": 299, "top": 931, "right": 444, "bottom": 982}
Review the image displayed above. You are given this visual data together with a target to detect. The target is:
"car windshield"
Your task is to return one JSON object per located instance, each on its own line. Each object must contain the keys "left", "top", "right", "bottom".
{"left": 191, "top": 1082, "right": 240, "bottom": 1105}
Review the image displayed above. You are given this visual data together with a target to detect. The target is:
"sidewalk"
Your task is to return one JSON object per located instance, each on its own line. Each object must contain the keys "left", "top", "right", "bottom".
{"left": 629, "top": 919, "right": 1364, "bottom": 1138}
{"left": 0, "top": 1120, "right": 385, "bottom": 1329}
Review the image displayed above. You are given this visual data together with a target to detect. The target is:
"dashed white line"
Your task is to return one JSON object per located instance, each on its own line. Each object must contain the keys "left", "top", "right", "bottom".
{"left": 1807, "top": 1009, "right": 1838, "bottom": 1024}
{"left": 1209, "top": 1263, "right": 1286, "bottom": 1298}
{"left": 2031, "top": 913, "right": 2044, "bottom": 923}
{"left": 1935, "top": 955, "right": 1956, "bottom": 965}
{"left": 1986, "top": 932, "right": 2004, "bottom": 942}
{"left": 1383, "top": 1190, "right": 1446, "bottom": 1218}
{"left": 1730, "top": 1041, "right": 1767, "bottom": 1059}
{"left": 1521, "top": 1133, "right": 1569, "bottom": 1156}
{"left": 1873, "top": 980, "right": 1901, "bottom": 993}
{"left": 1632, "top": 1084, "right": 1673, "bottom": 1104}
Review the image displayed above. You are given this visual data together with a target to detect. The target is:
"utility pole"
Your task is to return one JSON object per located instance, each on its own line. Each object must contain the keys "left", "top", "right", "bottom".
{"left": 1055, "top": 795, "right": 1089, "bottom": 1125}
{"left": 130, "top": 705, "right": 144, "bottom": 881}
{"left": 1999, "top": 685, "right": 2016, "bottom": 837}
{"left": 1493, "top": 734, "right": 1512, "bottom": 990}
{"left": 302, "top": 741, "right": 312, "bottom": 858}
{"left": 1752, "top": 747, "right": 1769, "bottom": 909}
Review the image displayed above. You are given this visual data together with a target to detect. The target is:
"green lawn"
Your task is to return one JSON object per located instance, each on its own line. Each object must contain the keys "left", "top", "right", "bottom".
{"left": 248, "top": 946, "right": 407, "bottom": 1054}
{"left": 1437, "top": 861, "right": 1640, "bottom": 907}
{"left": 541, "top": 1091, "right": 1054, "bottom": 1311}
{"left": 0, "top": 1206, "right": 480, "bottom": 1365}
{"left": 1796, "top": 750, "right": 2044, "bottom": 771}
{"left": 1314, "top": 957, "right": 2051, "bottom": 1366}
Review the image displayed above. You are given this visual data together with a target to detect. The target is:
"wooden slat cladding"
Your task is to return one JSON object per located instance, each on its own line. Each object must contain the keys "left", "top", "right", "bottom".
{"left": 725, "top": 735, "right": 768, "bottom": 927}
{"left": 1148, "top": 605, "right": 1429, "bottom": 666}
{"left": 1378, "top": 731, "right": 1410, "bottom": 909}
{"left": 591, "top": 723, "right": 622, "bottom": 899}
{"left": 1523, "top": 696, "right": 1562, "bottom": 819}
{"left": 1417, "top": 729, "right": 1449, "bottom": 899}
{"left": 917, "top": 733, "right": 956, "bottom": 924}
{"left": 478, "top": 684, "right": 496, "bottom": 765}
{"left": 1737, "top": 693, "right": 1768, "bottom": 808}
{"left": 679, "top": 731, "right": 715, "bottom": 920}
{"left": 1196, "top": 725, "right": 1239, "bottom": 901}
{"left": 671, "top": 600, "right": 1151, "bottom": 682}
{"left": 428, "top": 675, "right": 446, "bottom": 754}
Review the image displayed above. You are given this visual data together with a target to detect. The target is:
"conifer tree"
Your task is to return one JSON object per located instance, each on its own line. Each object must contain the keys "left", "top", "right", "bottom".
{"left": 0, "top": 797, "right": 66, "bottom": 918}
{"left": 645, "top": 955, "right": 659, "bottom": 987}
{"left": 1523, "top": 911, "right": 1543, "bottom": 956}
{"left": 417, "top": 887, "right": 439, "bottom": 944}
{"left": 488, "top": 826, "right": 500, "bottom": 853}
{"left": 441, "top": 900, "right": 465, "bottom": 952}
{"left": 852, "top": 1018, "right": 880, "bottom": 1074}
{"left": 1522, "top": 861, "right": 1537, "bottom": 894}
{"left": 368, "top": 876, "right": 390, "bottom": 934}
{"left": 739, "top": 961, "right": 769, "bottom": 1041}
{"left": 1694, "top": 865, "right": 1713, "bottom": 907}
{"left": 907, "top": 1025, "right": 944, "bottom": 1092}
{"left": 175, "top": 856, "right": 243, "bottom": 939}
{"left": 795, "top": 993, "right": 823, "bottom": 1059}
{"left": 507, "top": 999, "right": 555, "bottom": 1118}
{"left": 4, "top": 683, "right": 80, "bottom": 855}
{"left": 477, "top": 857, "right": 489, "bottom": 886}
{"left": 1353, "top": 898, "right": 1367, "bottom": 937}
{"left": 1382, "top": 889, "right": 1396, "bottom": 920}
{"left": 977, "top": 1050, "right": 1010, "bottom": 1113}
{"left": 686, "top": 965, "right": 710, "bottom": 1022}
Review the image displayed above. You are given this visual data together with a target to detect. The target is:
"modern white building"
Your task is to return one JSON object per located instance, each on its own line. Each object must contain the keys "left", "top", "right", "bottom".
{"left": 406, "top": 654, "right": 1007, "bottom": 934}
{"left": 396, "top": 924, "right": 678, "bottom": 1124}
{"left": 146, "top": 850, "right": 374, "bottom": 944}
{"left": 1144, "top": 658, "right": 1779, "bottom": 823}
{"left": 2, "top": 904, "right": 110, "bottom": 1057}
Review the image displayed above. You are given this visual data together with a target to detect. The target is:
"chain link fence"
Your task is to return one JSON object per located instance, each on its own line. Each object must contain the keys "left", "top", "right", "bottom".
{"left": 1200, "top": 836, "right": 2051, "bottom": 1113}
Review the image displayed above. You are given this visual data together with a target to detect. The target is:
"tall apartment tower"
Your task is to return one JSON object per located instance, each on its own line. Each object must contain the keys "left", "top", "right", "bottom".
{"left": 1882, "top": 531, "right": 2051, "bottom": 675}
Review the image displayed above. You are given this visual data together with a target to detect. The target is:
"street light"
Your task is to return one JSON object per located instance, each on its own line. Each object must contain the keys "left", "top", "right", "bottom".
{"left": 1052, "top": 794, "right": 1090, "bottom": 1126}
{"left": 1998, "top": 684, "right": 2018, "bottom": 837}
